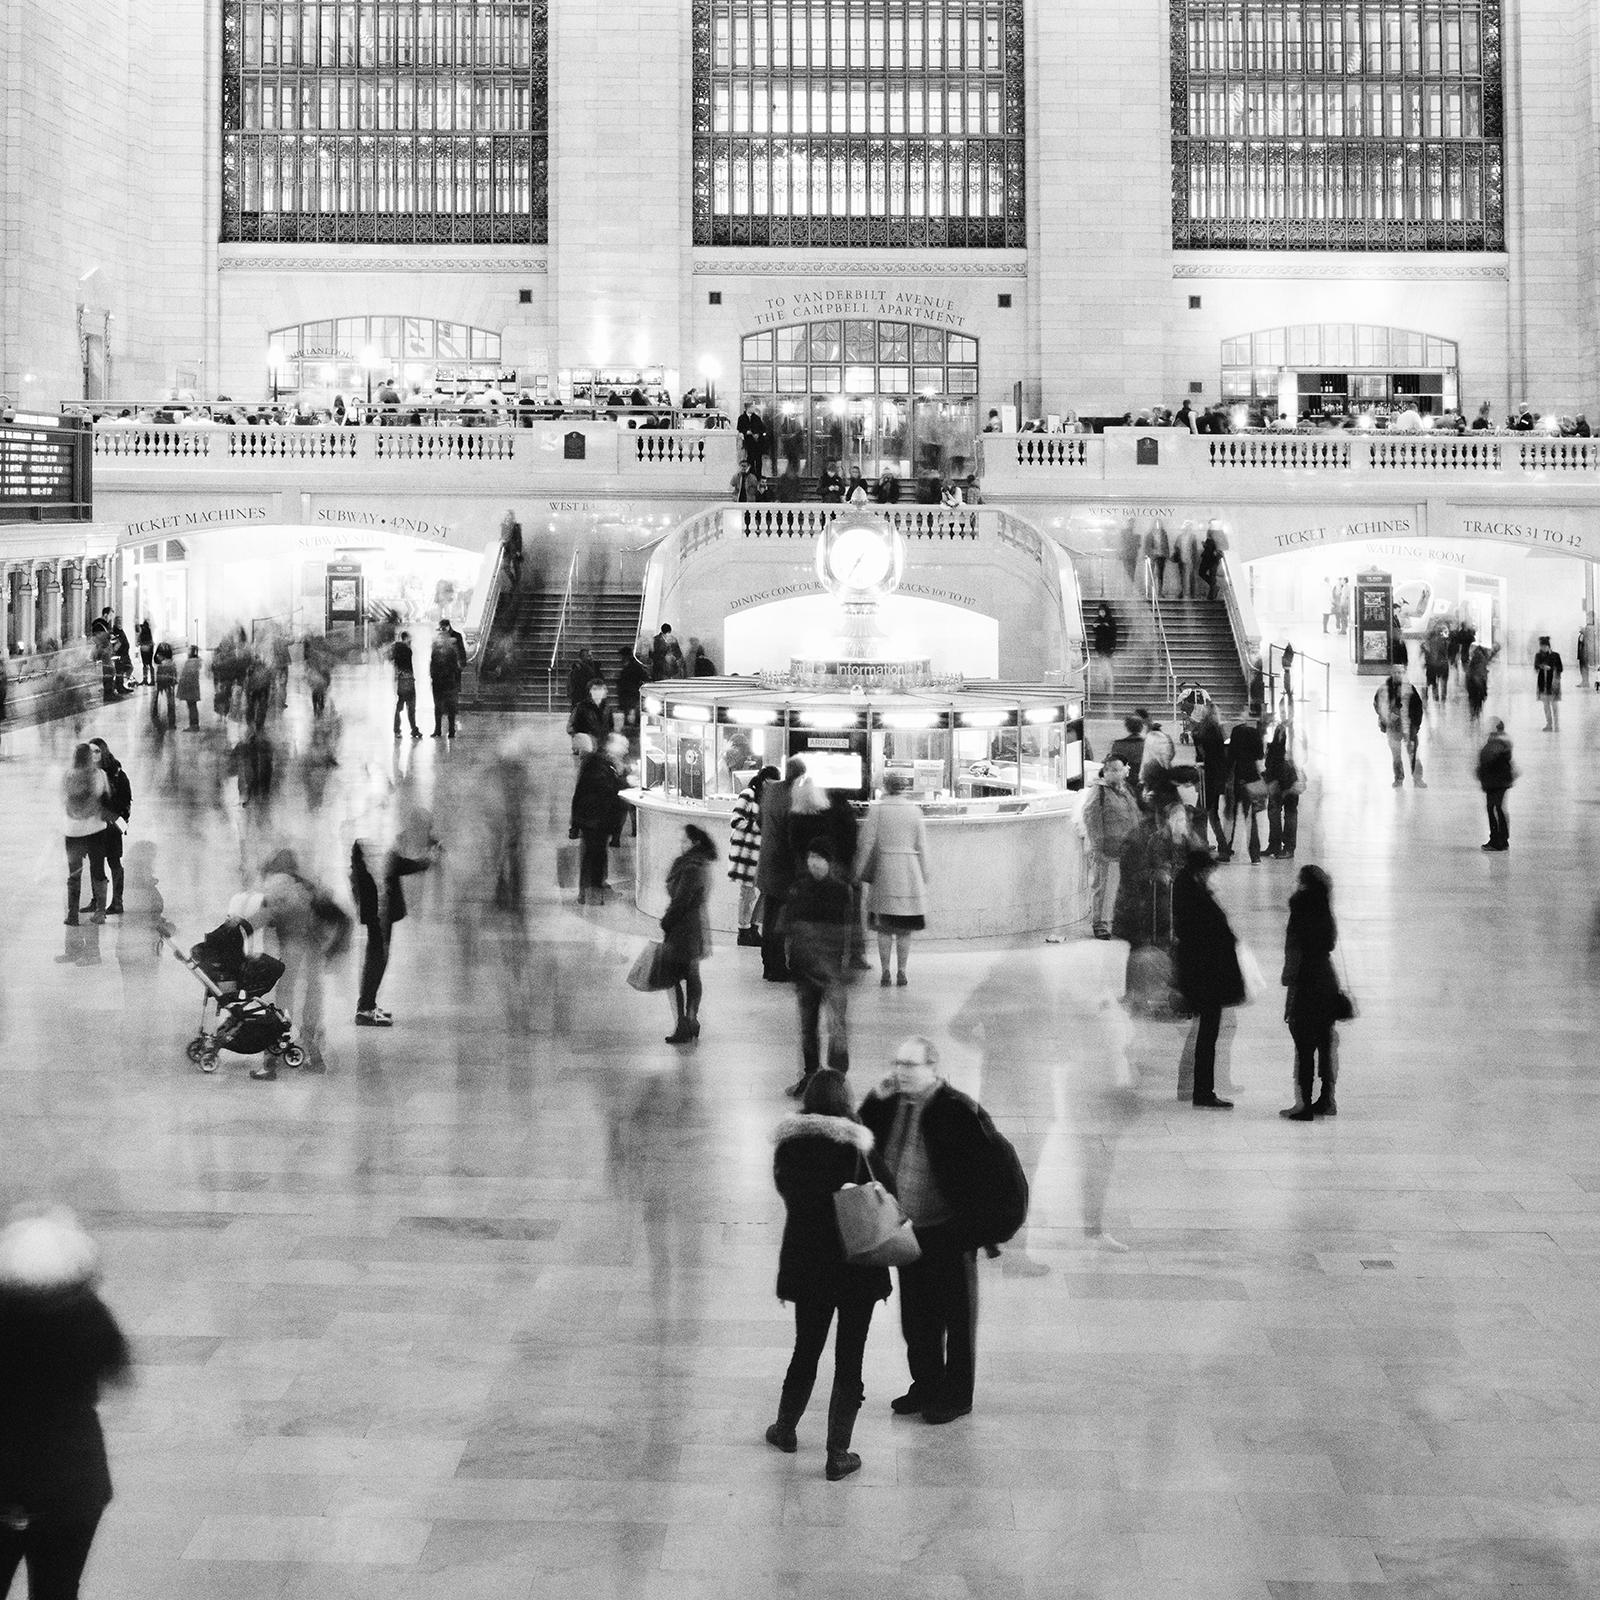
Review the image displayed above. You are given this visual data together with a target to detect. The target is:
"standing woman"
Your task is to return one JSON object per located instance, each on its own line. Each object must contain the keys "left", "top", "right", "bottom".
{"left": 87, "top": 740, "right": 131, "bottom": 916}
{"left": 0, "top": 1209, "right": 132, "bottom": 1599}
{"left": 729, "top": 765, "right": 779, "bottom": 947}
{"left": 136, "top": 617, "right": 155, "bottom": 685}
{"left": 1171, "top": 847, "right": 1246, "bottom": 1109}
{"left": 854, "top": 770, "right": 930, "bottom": 987}
{"left": 1280, "top": 865, "right": 1342, "bottom": 1120}
{"left": 659, "top": 823, "right": 716, "bottom": 1045}
{"left": 765, "top": 1069, "right": 891, "bottom": 1482}
{"left": 61, "top": 744, "right": 111, "bottom": 929}
{"left": 176, "top": 645, "right": 203, "bottom": 731}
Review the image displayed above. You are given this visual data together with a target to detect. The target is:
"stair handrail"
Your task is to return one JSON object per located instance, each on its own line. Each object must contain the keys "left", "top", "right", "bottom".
{"left": 545, "top": 548, "right": 580, "bottom": 713}
{"left": 1214, "top": 554, "right": 1259, "bottom": 708}
{"left": 466, "top": 541, "right": 510, "bottom": 671}
{"left": 1141, "top": 559, "right": 1179, "bottom": 724}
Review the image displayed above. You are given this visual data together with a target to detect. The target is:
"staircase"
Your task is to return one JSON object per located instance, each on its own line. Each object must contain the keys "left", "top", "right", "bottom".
{"left": 1158, "top": 598, "right": 1251, "bottom": 715}
{"left": 476, "top": 585, "right": 642, "bottom": 712}
{"left": 1081, "top": 598, "right": 1171, "bottom": 719}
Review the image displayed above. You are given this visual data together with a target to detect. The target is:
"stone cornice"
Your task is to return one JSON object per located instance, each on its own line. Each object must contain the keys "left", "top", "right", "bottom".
{"left": 693, "top": 255, "right": 1027, "bottom": 277}
{"left": 1173, "top": 255, "right": 1508, "bottom": 281}
{"left": 220, "top": 252, "right": 548, "bottom": 273}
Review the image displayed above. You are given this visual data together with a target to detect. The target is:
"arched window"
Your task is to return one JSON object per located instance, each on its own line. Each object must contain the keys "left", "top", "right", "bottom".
{"left": 693, "top": 0, "right": 1025, "bottom": 248}
{"left": 739, "top": 319, "right": 979, "bottom": 481}
{"left": 1172, "top": 0, "right": 1503, "bottom": 250}
{"left": 1221, "top": 323, "right": 1460, "bottom": 417}
{"left": 221, "top": 0, "right": 547, "bottom": 243}
{"left": 268, "top": 317, "right": 503, "bottom": 397}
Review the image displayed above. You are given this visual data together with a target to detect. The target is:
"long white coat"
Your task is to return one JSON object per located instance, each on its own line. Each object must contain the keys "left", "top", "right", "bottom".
{"left": 853, "top": 794, "right": 930, "bottom": 919}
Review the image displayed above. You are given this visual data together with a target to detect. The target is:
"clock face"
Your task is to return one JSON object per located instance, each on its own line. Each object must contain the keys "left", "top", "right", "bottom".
{"left": 826, "top": 524, "right": 895, "bottom": 591}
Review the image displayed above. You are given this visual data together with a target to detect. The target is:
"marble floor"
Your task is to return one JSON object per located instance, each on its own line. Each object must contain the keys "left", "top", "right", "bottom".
{"left": 4, "top": 639, "right": 1600, "bottom": 1600}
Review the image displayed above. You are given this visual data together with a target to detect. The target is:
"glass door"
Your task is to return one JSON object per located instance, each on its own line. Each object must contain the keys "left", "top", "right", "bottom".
{"left": 912, "top": 397, "right": 978, "bottom": 482}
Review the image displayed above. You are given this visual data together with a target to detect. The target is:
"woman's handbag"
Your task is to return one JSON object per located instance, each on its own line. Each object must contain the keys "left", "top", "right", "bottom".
{"left": 626, "top": 941, "right": 673, "bottom": 993}
{"left": 834, "top": 1162, "right": 922, "bottom": 1268}
{"left": 1332, "top": 948, "right": 1359, "bottom": 1021}
{"left": 1244, "top": 777, "right": 1269, "bottom": 809}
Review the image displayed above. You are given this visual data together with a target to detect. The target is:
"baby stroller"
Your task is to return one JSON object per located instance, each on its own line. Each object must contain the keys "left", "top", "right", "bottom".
{"left": 172, "top": 916, "right": 304, "bottom": 1074}
{"left": 1175, "top": 680, "right": 1212, "bottom": 745}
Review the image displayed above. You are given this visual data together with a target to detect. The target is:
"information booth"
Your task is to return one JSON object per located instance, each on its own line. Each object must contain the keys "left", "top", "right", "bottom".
{"left": 630, "top": 682, "right": 1091, "bottom": 938}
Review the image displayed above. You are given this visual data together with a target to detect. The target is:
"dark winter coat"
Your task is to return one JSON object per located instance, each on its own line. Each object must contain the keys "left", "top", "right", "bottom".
{"left": 570, "top": 752, "right": 628, "bottom": 836}
{"left": 1171, "top": 864, "right": 1246, "bottom": 1012}
{"left": 1476, "top": 731, "right": 1516, "bottom": 792}
{"left": 350, "top": 841, "right": 428, "bottom": 930}
{"left": 1228, "top": 721, "right": 1265, "bottom": 784}
{"left": 782, "top": 873, "right": 854, "bottom": 985}
{"left": 858, "top": 1080, "right": 1012, "bottom": 1255}
{"left": 772, "top": 1114, "right": 892, "bottom": 1304}
{"left": 659, "top": 841, "right": 715, "bottom": 973}
{"left": 0, "top": 1283, "right": 130, "bottom": 1519}
{"left": 1282, "top": 886, "right": 1340, "bottom": 1031}
{"left": 755, "top": 778, "right": 797, "bottom": 896}
{"left": 567, "top": 695, "right": 614, "bottom": 745}
{"left": 1193, "top": 716, "right": 1229, "bottom": 792}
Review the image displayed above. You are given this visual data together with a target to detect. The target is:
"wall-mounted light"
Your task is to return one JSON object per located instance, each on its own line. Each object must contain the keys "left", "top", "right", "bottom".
{"left": 880, "top": 710, "right": 940, "bottom": 730}
{"left": 1022, "top": 706, "right": 1063, "bottom": 725}
{"left": 668, "top": 703, "right": 712, "bottom": 723}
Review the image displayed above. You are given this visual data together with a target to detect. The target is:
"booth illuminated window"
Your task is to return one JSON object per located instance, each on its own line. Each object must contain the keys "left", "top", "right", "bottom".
{"left": 221, "top": 0, "right": 548, "bottom": 243}
{"left": 693, "top": 0, "right": 1026, "bottom": 247}
{"left": 1172, "top": 0, "right": 1503, "bottom": 250}
{"left": 1221, "top": 323, "right": 1459, "bottom": 417}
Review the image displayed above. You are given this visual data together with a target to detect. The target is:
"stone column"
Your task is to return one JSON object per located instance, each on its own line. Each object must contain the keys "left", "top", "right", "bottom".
{"left": 0, "top": 566, "right": 11, "bottom": 654}
{"left": 60, "top": 562, "right": 82, "bottom": 642}
{"left": 39, "top": 562, "right": 63, "bottom": 648}
{"left": 16, "top": 570, "right": 37, "bottom": 654}
{"left": 87, "top": 561, "right": 107, "bottom": 626}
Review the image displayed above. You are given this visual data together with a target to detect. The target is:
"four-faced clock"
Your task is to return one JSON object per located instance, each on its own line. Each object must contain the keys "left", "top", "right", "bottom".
{"left": 817, "top": 516, "right": 903, "bottom": 597}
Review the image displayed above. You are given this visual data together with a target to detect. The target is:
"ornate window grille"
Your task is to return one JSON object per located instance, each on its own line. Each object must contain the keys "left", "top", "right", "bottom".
{"left": 1172, "top": 1, "right": 1503, "bottom": 250}
{"left": 693, "top": 0, "right": 1025, "bottom": 248}
{"left": 221, "top": 0, "right": 547, "bottom": 244}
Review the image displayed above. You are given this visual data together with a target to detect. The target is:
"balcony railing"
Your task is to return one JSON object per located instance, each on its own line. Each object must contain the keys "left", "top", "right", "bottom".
{"left": 90, "top": 420, "right": 738, "bottom": 486}
{"left": 980, "top": 428, "right": 1600, "bottom": 495}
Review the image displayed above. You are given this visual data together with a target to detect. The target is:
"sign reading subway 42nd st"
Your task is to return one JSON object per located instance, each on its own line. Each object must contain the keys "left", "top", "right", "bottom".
{"left": 0, "top": 417, "right": 93, "bottom": 523}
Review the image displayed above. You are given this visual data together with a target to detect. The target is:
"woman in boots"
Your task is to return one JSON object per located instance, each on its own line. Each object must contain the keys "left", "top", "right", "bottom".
{"left": 659, "top": 824, "right": 716, "bottom": 1044}
{"left": 766, "top": 1070, "right": 891, "bottom": 1481}
{"left": 60, "top": 745, "right": 111, "bottom": 964}
{"left": 1280, "top": 865, "right": 1341, "bottom": 1121}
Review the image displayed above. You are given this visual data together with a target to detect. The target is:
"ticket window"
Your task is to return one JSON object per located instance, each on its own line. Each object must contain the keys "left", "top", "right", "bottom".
{"left": 715, "top": 723, "right": 781, "bottom": 797}
{"left": 1018, "top": 723, "right": 1065, "bottom": 793}
{"left": 874, "top": 727, "right": 951, "bottom": 798}
{"left": 955, "top": 722, "right": 1019, "bottom": 798}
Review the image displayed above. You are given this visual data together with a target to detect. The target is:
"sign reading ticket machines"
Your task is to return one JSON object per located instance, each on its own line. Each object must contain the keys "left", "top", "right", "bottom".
{"left": 1354, "top": 568, "right": 1394, "bottom": 676}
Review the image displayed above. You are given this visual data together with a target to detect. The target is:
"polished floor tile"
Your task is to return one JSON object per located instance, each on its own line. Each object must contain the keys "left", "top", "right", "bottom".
{"left": 3, "top": 650, "right": 1600, "bottom": 1596}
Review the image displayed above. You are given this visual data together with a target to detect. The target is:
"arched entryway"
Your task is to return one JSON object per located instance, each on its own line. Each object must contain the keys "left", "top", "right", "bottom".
{"left": 739, "top": 318, "right": 979, "bottom": 486}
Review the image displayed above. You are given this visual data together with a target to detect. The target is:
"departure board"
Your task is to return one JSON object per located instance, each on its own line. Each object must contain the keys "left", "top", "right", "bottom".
{"left": 0, "top": 418, "right": 93, "bottom": 523}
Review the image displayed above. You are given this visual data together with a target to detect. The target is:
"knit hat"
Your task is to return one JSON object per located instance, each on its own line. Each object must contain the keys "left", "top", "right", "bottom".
{"left": 0, "top": 1209, "right": 99, "bottom": 1290}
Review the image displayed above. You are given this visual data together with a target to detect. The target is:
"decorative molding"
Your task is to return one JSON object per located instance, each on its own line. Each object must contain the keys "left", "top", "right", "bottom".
{"left": 1173, "top": 257, "right": 1508, "bottom": 281}
{"left": 220, "top": 254, "right": 548, "bottom": 273}
{"left": 694, "top": 256, "right": 1027, "bottom": 278}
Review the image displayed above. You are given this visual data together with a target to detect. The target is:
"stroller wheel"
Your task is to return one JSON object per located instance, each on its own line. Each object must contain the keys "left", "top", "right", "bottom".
{"left": 198, "top": 1049, "right": 220, "bottom": 1074}
{"left": 265, "top": 1041, "right": 283, "bottom": 1058}
{"left": 185, "top": 1039, "right": 206, "bottom": 1064}
{"left": 282, "top": 1044, "right": 307, "bottom": 1069}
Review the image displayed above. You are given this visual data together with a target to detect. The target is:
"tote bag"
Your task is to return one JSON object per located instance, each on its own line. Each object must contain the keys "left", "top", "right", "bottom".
{"left": 625, "top": 941, "right": 674, "bottom": 993}
{"left": 834, "top": 1167, "right": 922, "bottom": 1268}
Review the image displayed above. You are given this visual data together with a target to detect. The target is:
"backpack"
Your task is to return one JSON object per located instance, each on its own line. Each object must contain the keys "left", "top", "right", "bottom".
{"left": 972, "top": 1110, "right": 1029, "bottom": 1249}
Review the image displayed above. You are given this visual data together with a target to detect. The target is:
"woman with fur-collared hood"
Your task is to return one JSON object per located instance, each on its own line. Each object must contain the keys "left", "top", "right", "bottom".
{"left": 764, "top": 1070, "right": 892, "bottom": 1482}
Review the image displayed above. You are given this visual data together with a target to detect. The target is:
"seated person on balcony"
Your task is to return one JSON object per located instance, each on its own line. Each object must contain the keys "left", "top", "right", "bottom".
{"left": 940, "top": 482, "right": 965, "bottom": 510}
{"left": 982, "top": 409, "right": 1003, "bottom": 433}
{"left": 1470, "top": 402, "right": 1494, "bottom": 431}
{"left": 773, "top": 462, "right": 803, "bottom": 502}
{"left": 1390, "top": 403, "right": 1423, "bottom": 434}
{"left": 1579, "top": 416, "right": 1594, "bottom": 438}
{"left": 818, "top": 463, "right": 846, "bottom": 502}
{"left": 873, "top": 472, "right": 901, "bottom": 504}
{"left": 847, "top": 479, "right": 871, "bottom": 507}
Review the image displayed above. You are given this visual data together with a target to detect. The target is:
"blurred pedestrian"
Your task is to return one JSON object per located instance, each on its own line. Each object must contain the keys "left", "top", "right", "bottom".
{"left": 1090, "top": 603, "right": 1118, "bottom": 702}
{"left": 659, "top": 824, "right": 716, "bottom": 1045}
{"left": 262, "top": 847, "right": 349, "bottom": 1068}
{"left": 1172, "top": 847, "right": 1245, "bottom": 1108}
{"left": 391, "top": 630, "right": 421, "bottom": 739}
{"left": 569, "top": 733, "right": 630, "bottom": 906}
{"left": 350, "top": 805, "right": 437, "bottom": 1027}
{"left": 729, "top": 764, "right": 779, "bottom": 946}
{"left": 59, "top": 745, "right": 110, "bottom": 968}
{"left": 566, "top": 677, "right": 614, "bottom": 761}
{"left": 757, "top": 758, "right": 804, "bottom": 982}
{"left": 1280, "top": 865, "right": 1343, "bottom": 1120}
{"left": 1534, "top": 634, "right": 1563, "bottom": 732}
{"left": 500, "top": 508, "right": 523, "bottom": 589}
{"left": 429, "top": 618, "right": 465, "bottom": 739}
{"left": 765, "top": 1069, "right": 891, "bottom": 1482}
{"left": 1476, "top": 718, "right": 1516, "bottom": 852}
{"left": 0, "top": 1210, "right": 132, "bottom": 1600}
{"left": 1081, "top": 755, "right": 1139, "bottom": 939}
{"left": 176, "top": 646, "right": 203, "bottom": 731}
{"left": 1263, "top": 720, "right": 1301, "bottom": 860}
{"left": 1464, "top": 640, "right": 1496, "bottom": 723}
{"left": 616, "top": 648, "right": 648, "bottom": 733}
{"left": 1191, "top": 701, "right": 1230, "bottom": 857}
{"left": 782, "top": 841, "right": 854, "bottom": 1094}
{"left": 151, "top": 643, "right": 177, "bottom": 732}
{"left": 854, "top": 770, "right": 930, "bottom": 980}
{"left": 136, "top": 617, "right": 154, "bottom": 684}
{"left": 1227, "top": 713, "right": 1267, "bottom": 861}
{"left": 86, "top": 739, "right": 131, "bottom": 915}
{"left": 1374, "top": 666, "right": 1426, "bottom": 787}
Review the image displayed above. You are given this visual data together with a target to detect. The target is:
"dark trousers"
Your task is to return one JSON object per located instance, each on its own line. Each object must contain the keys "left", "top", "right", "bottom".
{"left": 1267, "top": 790, "right": 1299, "bottom": 856}
{"left": 778, "top": 1286, "right": 879, "bottom": 1450}
{"left": 139, "top": 647, "right": 154, "bottom": 684}
{"left": 393, "top": 680, "right": 419, "bottom": 736}
{"left": 1290, "top": 1020, "right": 1335, "bottom": 1107}
{"left": 431, "top": 682, "right": 459, "bottom": 736}
{"left": 0, "top": 1509, "right": 103, "bottom": 1600}
{"left": 794, "top": 973, "right": 849, "bottom": 1077}
{"left": 182, "top": 697, "right": 200, "bottom": 729}
{"left": 1229, "top": 785, "right": 1261, "bottom": 861}
{"left": 357, "top": 921, "right": 391, "bottom": 1011}
{"left": 898, "top": 1232, "right": 978, "bottom": 1410}
{"left": 1197, "top": 789, "right": 1226, "bottom": 855}
{"left": 760, "top": 887, "right": 791, "bottom": 979}
{"left": 150, "top": 685, "right": 176, "bottom": 728}
{"left": 1190, "top": 1002, "right": 1223, "bottom": 1102}
{"left": 577, "top": 826, "right": 610, "bottom": 892}
{"left": 1485, "top": 787, "right": 1509, "bottom": 846}
{"left": 65, "top": 833, "right": 108, "bottom": 922}
{"left": 101, "top": 825, "right": 124, "bottom": 908}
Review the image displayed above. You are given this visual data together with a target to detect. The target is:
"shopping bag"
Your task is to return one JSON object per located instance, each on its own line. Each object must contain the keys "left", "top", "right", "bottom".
{"left": 834, "top": 1181, "right": 922, "bottom": 1268}
{"left": 1236, "top": 941, "right": 1267, "bottom": 1003}
{"left": 555, "top": 842, "right": 580, "bottom": 890}
{"left": 625, "top": 941, "right": 673, "bottom": 993}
